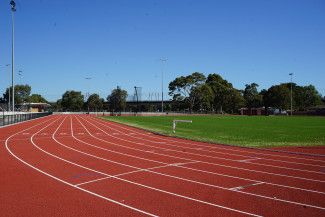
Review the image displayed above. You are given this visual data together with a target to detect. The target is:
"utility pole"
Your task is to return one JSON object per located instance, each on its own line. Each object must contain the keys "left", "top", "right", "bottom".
{"left": 134, "top": 86, "right": 139, "bottom": 113}
{"left": 289, "top": 73, "right": 293, "bottom": 116}
{"left": 5, "top": 64, "right": 11, "bottom": 111}
{"left": 10, "top": 0, "right": 16, "bottom": 113}
{"left": 160, "top": 58, "right": 167, "bottom": 113}
{"left": 85, "top": 77, "right": 92, "bottom": 113}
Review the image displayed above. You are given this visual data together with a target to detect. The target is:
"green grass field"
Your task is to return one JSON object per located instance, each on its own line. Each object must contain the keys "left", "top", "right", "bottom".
{"left": 101, "top": 115, "right": 325, "bottom": 148}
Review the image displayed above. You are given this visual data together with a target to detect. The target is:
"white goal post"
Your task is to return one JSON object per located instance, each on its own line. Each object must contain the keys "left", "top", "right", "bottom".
{"left": 172, "top": 119, "right": 192, "bottom": 133}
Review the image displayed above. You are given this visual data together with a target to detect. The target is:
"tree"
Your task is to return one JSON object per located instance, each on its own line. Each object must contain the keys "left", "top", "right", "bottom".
{"left": 168, "top": 72, "right": 206, "bottom": 112}
{"left": 3, "top": 84, "right": 31, "bottom": 104}
{"left": 107, "top": 87, "right": 128, "bottom": 112}
{"left": 28, "top": 94, "right": 48, "bottom": 103}
{"left": 264, "top": 84, "right": 290, "bottom": 110}
{"left": 191, "top": 84, "right": 214, "bottom": 112}
{"left": 206, "top": 73, "right": 242, "bottom": 113}
{"left": 50, "top": 99, "right": 62, "bottom": 112}
{"left": 243, "top": 83, "right": 263, "bottom": 110}
{"left": 86, "top": 93, "right": 104, "bottom": 111}
{"left": 61, "top": 90, "right": 84, "bottom": 111}
{"left": 293, "top": 85, "right": 322, "bottom": 110}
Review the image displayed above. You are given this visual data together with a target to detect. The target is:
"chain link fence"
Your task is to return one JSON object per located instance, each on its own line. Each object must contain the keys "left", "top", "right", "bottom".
{"left": 0, "top": 112, "right": 52, "bottom": 127}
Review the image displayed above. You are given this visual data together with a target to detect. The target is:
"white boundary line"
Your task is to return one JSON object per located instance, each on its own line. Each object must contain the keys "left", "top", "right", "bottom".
{"left": 79, "top": 116, "right": 325, "bottom": 183}
{"left": 5, "top": 116, "right": 158, "bottom": 217}
{"left": 27, "top": 116, "right": 262, "bottom": 217}
{"left": 89, "top": 117, "right": 325, "bottom": 173}
{"left": 94, "top": 117, "right": 325, "bottom": 168}
{"left": 95, "top": 117, "right": 325, "bottom": 163}
{"left": 70, "top": 116, "right": 325, "bottom": 210}
{"left": 72, "top": 116, "right": 325, "bottom": 195}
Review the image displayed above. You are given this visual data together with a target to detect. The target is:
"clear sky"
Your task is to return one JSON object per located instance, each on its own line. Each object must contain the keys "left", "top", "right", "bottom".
{"left": 0, "top": 0, "right": 324, "bottom": 102}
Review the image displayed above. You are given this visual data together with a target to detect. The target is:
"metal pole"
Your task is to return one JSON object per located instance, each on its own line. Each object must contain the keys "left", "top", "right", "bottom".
{"left": 5, "top": 64, "right": 11, "bottom": 111}
{"left": 160, "top": 58, "right": 167, "bottom": 113}
{"left": 85, "top": 77, "right": 92, "bottom": 113}
{"left": 289, "top": 73, "right": 293, "bottom": 116}
{"left": 10, "top": 1, "right": 16, "bottom": 113}
{"left": 8, "top": 83, "right": 11, "bottom": 112}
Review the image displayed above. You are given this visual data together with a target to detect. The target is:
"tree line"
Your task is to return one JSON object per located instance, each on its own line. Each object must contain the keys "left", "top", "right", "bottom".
{"left": 0, "top": 84, "right": 47, "bottom": 105}
{"left": 169, "top": 72, "right": 323, "bottom": 114}
{"left": 172, "top": 72, "right": 324, "bottom": 113}
{"left": 1, "top": 73, "right": 324, "bottom": 113}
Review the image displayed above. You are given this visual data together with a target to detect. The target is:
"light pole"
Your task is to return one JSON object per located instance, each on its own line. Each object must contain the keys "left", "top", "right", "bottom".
{"left": 85, "top": 77, "right": 92, "bottom": 113}
{"left": 160, "top": 58, "right": 167, "bottom": 113}
{"left": 10, "top": 0, "right": 16, "bottom": 113}
{"left": 289, "top": 73, "right": 293, "bottom": 116}
{"left": 4, "top": 64, "right": 11, "bottom": 111}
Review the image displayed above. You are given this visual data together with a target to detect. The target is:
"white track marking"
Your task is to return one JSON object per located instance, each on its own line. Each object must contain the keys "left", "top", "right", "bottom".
{"left": 229, "top": 182, "right": 265, "bottom": 191}
{"left": 72, "top": 116, "right": 325, "bottom": 209}
{"left": 80, "top": 116, "right": 325, "bottom": 183}
{"left": 73, "top": 117, "right": 325, "bottom": 194}
{"left": 26, "top": 116, "right": 262, "bottom": 217}
{"left": 5, "top": 116, "right": 157, "bottom": 217}
{"left": 100, "top": 120, "right": 325, "bottom": 167}
{"left": 95, "top": 117, "right": 325, "bottom": 163}
{"left": 75, "top": 163, "right": 198, "bottom": 187}
{"left": 89, "top": 117, "right": 325, "bottom": 172}
{"left": 237, "top": 158, "right": 262, "bottom": 162}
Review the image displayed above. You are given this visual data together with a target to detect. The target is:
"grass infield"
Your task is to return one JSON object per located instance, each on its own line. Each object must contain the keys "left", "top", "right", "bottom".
{"left": 101, "top": 115, "right": 325, "bottom": 148}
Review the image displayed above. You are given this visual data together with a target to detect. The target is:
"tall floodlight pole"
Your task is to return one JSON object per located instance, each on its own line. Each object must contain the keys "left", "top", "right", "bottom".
{"left": 289, "top": 73, "right": 293, "bottom": 116}
{"left": 160, "top": 58, "right": 167, "bottom": 113}
{"left": 10, "top": 1, "right": 16, "bottom": 113}
{"left": 5, "top": 64, "right": 11, "bottom": 111}
{"left": 85, "top": 77, "right": 92, "bottom": 113}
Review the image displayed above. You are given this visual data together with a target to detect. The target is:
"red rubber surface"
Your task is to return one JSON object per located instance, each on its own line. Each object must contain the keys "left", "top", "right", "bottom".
{"left": 1, "top": 114, "right": 324, "bottom": 217}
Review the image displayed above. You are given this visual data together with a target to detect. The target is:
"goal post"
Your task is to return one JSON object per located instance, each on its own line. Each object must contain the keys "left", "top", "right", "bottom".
{"left": 172, "top": 119, "right": 192, "bottom": 133}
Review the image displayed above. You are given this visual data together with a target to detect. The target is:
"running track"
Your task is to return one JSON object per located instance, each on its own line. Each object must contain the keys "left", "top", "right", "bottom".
{"left": 1, "top": 114, "right": 324, "bottom": 216}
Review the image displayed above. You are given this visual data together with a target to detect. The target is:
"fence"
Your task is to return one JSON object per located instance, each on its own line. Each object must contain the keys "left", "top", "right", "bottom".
{"left": 0, "top": 112, "right": 53, "bottom": 127}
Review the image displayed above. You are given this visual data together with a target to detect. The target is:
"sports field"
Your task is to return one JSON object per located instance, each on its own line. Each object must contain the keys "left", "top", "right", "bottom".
{"left": 1, "top": 114, "right": 325, "bottom": 216}
{"left": 102, "top": 115, "right": 325, "bottom": 148}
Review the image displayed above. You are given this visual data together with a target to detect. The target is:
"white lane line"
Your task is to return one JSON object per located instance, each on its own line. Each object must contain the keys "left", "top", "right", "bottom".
{"left": 95, "top": 117, "right": 325, "bottom": 164}
{"left": 90, "top": 117, "right": 325, "bottom": 171}
{"left": 80, "top": 116, "right": 325, "bottom": 183}
{"left": 73, "top": 116, "right": 325, "bottom": 210}
{"left": 27, "top": 116, "right": 262, "bottom": 217}
{"left": 5, "top": 118, "right": 157, "bottom": 217}
{"left": 75, "top": 162, "right": 198, "bottom": 187}
{"left": 237, "top": 158, "right": 261, "bottom": 163}
{"left": 229, "top": 182, "right": 265, "bottom": 191}
{"left": 79, "top": 116, "right": 325, "bottom": 196}
{"left": 82, "top": 118, "right": 325, "bottom": 196}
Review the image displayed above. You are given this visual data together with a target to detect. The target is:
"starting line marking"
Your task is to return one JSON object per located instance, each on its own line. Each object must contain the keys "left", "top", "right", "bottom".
{"left": 229, "top": 182, "right": 265, "bottom": 191}
{"left": 75, "top": 161, "right": 199, "bottom": 187}
{"left": 237, "top": 158, "right": 261, "bottom": 163}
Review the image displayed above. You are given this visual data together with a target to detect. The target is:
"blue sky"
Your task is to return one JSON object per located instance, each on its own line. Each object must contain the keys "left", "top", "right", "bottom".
{"left": 0, "top": 0, "right": 324, "bottom": 101}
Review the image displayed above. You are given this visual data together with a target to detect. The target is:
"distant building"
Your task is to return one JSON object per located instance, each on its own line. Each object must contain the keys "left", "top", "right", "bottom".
{"left": 18, "top": 103, "right": 51, "bottom": 112}
{"left": 239, "top": 107, "right": 266, "bottom": 115}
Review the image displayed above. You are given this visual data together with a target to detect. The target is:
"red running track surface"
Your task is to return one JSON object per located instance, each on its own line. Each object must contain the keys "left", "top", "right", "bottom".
{"left": 0, "top": 114, "right": 324, "bottom": 217}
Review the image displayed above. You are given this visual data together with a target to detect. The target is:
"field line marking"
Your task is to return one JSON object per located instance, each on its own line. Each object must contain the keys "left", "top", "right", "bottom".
{"left": 77, "top": 115, "right": 325, "bottom": 194}
{"left": 90, "top": 117, "right": 325, "bottom": 172}
{"left": 75, "top": 161, "right": 198, "bottom": 187}
{"left": 25, "top": 115, "right": 262, "bottom": 217}
{"left": 94, "top": 117, "right": 325, "bottom": 163}
{"left": 79, "top": 116, "right": 325, "bottom": 195}
{"left": 72, "top": 115, "right": 325, "bottom": 209}
{"left": 229, "top": 182, "right": 265, "bottom": 191}
{"left": 5, "top": 117, "right": 157, "bottom": 217}
{"left": 80, "top": 116, "right": 325, "bottom": 183}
